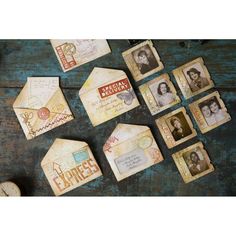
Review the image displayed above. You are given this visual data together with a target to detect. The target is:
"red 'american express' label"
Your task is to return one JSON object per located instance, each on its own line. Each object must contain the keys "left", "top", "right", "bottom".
{"left": 98, "top": 78, "right": 131, "bottom": 98}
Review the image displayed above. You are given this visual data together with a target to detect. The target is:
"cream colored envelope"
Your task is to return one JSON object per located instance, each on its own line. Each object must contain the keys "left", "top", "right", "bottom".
{"left": 103, "top": 123, "right": 164, "bottom": 181}
{"left": 50, "top": 39, "right": 111, "bottom": 72}
{"left": 79, "top": 68, "right": 140, "bottom": 126}
{"left": 41, "top": 138, "right": 102, "bottom": 196}
{"left": 13, "top": 77, "right": 74, "bottom": 140}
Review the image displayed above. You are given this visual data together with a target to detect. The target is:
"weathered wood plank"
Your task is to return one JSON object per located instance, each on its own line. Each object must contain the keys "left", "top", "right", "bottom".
{"left": 0, "top": 40, "right": 235, "bottom": 196}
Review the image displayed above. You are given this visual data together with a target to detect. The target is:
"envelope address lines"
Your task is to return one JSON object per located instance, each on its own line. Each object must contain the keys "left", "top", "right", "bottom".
{"left": 53, "top": 158, "right": 100, "bottom": 193}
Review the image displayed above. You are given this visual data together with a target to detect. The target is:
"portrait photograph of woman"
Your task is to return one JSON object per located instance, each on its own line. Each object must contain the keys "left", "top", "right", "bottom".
{"left": 167, "top": 112, "right": 192, "bottom": 141}
{"left": 183, "top": 62, "right": 209, "bottom": 92}
{"left": 199, "top": 96, "right": 226, "bottom": 126}
{"left": 183, "top": 149, "right": 209, "bottom": 176}
{"left": 172, "top": 57, "right": 214, "bottom": 99}
{"left": 149, "top": 79, "right": 175, "bottom": 107}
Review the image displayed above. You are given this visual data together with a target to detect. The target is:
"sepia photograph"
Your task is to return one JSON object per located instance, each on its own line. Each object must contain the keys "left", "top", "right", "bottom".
{"left": 172, "top": 57, "right": 214, "bottom": 99}
{"left": 155, "top": 107, "right": 197, "bottom": 148}
{"left": 139, "top": 74, "right": 180, "bottom": 115}
{"left": 189, "top": 91, "right": 231, "bottom": 133}
{"left": 166, "top": 112, "right": 193, "bottom": 141}
{"left": 122, "top": 40, "right": 164, "bottom": 81}
{"left": 172, "top": 142, "right": 214, "bottom": 183}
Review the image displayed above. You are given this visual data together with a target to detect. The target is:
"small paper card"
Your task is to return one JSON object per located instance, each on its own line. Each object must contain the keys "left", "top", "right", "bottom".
{"left": 50, "top": 39, "right": 111, "bottom": 72}
{"left": 79, "top": 67, "right": 140, "bottom": 126}
{"left": 41, "top": 138, "right": 102, "bottom": 196}
{"left": 103, "top": 123, "right": 164, "bottom": 181}
{"left": 172, "top": 142, "right": 214, "bottom": 183}
{"left": 13, "top": 77, "right": 74, "bottom": 140}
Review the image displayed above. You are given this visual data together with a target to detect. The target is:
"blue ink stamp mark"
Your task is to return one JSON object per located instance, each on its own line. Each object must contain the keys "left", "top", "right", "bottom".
{"left": 73, "top": 149, "right": 89, "bottom": 164}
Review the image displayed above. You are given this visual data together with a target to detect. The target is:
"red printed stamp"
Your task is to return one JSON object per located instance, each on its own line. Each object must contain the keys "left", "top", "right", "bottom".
{"left": 56, "top": 43, "right": 77, "bottom": 70}
{"left": 98, "top": 78, "right": 131, "bottom": 99}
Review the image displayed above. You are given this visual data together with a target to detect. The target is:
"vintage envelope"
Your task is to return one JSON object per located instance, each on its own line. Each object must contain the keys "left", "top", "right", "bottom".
{"left": 41, "top": 138, "right": 102, "bottom": 196}
{"left": 103, "top": 123, "right": 164, "bottom": 181}
{"left": 50, "top": 39, "right": 111, "bottom": 72}
{"left": 13, "top": 77, "right": 74, "bottom": 140}
{"left": 79, "top": 67, "right": 140, "bottom": 126}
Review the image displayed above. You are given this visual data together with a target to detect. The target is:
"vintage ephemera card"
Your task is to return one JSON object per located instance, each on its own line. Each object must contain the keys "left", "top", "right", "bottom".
{"left": 41, "top": 138, "right": 102, "bottom": 196}
{"left": 79, "top": 67, "right": 140, "bottom": 126}
{"left": 139, "top": 73, "right": 181, "bottom": 115}
{"left": 50, "top": 39, "right": 111, "bottom": 72}
{"left": 189, "top": 91, "right": 231, "bottom": 133}
{"left": 172, "top": 142, "right": 214, "bottom": 183}
{"left": 155, "top": 107, "right": 197, "bottom": 148}
{"left": 13, "top": 77, "right": 74, "bottom": 140}
{"left": 103, "top": 123, "right": 164, "bottom": 181}
{"left": 122, "top": 40, "right": 164, "bottom": 81}
{"left": 172, "top": 57, "right": 214, "bottom": 99}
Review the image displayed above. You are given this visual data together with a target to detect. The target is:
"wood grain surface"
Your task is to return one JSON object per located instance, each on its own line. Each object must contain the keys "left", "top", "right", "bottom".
{"left": 0, "top": 40, "right": 235, "bottom": 196}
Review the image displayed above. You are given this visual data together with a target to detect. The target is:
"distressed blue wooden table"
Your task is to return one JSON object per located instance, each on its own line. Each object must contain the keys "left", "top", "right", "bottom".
{"left": 0, "top": 40, "right": 235, "bottom": 196}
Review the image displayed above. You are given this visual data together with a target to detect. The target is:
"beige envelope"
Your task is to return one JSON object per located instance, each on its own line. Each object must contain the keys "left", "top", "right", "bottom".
{"left": 79, "top": 67, "right": 140, "bottom": 126}
{"left": 50, "top": 39, "right": 111, "bottom": 72}
{"left": 41, "top": 138, "right": 102, "bottom": 196}
{"left": 13, "top": 77, "right": 74, "bottom": 140}
{"left": 103, "top": 123, "right": 164, "bottom": 181}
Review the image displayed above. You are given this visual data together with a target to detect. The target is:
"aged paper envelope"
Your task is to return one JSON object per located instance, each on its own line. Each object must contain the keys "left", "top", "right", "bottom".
{"left": 79, "top": 67, "right": 140, "bottom": 126}
{"left": 50, "top": 39, "right": 111, "bottom": 72}
{"left": 13, "top": 77, "right": 74, "bottom": 140}
{"left": 41, "top": 138, "right": 102, "bottom": 196}
{"left": 103, "top": 123, "right": 164, "bottom": 181}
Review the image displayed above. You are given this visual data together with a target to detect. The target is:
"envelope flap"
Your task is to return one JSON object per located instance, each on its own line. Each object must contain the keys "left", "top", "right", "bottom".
{"left": 41, "top": 138, "right": 88, "bottom": 166}
{"left": 104, "top": 123, "right": 149, "bottom": 150}
{"left": 79, "top": 67, "right": 127, "bottom": 95}
{"left": 14, "top": 77, "right": 60, "bottom": 109}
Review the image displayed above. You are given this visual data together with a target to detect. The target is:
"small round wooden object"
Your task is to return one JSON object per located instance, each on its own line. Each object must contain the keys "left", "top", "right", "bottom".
{"left": 0, "top": 181, "right": 21, "bottom": 197}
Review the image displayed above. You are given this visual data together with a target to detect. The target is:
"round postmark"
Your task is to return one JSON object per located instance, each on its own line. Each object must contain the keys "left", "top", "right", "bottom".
{"left": 63, "top": 43, "right": 76, "bottom": 56}
{"left": 37, "top": 107, "right": 50, "bottom": 120}
{"left": 138, "top": 136, "right": 153, "bottom": 149}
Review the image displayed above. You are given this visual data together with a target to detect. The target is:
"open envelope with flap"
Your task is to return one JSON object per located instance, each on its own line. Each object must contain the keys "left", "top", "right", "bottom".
{"left": 13, "top": 77, "right": 74, "bottom": 140}
{"left": 79, "top": 67, "right": 140, "bottom": 126}
{"left": 103, "top": 123, "right": 164, "bottom": 181}
{"left": 41, "top": 138, "right": 102, "bottom": 196}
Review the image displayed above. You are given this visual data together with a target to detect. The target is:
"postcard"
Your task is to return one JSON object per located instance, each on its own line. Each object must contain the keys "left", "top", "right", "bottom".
{"left": 122, "top": 40, "right": 164, "bottom": 81}
{"left": 79, "top": 67, "right": 140, "bottom": 126}
{"left": 155, "top": 107, "right": 197, "bottom": 148}
{"left": 172, "top": 142, "right": 214, "bottom": 183}
{"left": 172, "top": 57, "right": 214, "bottom": 99}
{"left": 50, "top": 39, "right": 111, "bottom": 72}
{"left": 189, "top": 91, "right": 231, "bottom": 133}
{"left": 139, "top": 73, "right": 180, "bottom": 115}
{"left": 103, "top": 123, "right": 164, "bottom": 181}
{"left": 41, "top": 138, "right": 102, "bottom": 196}
{"left": 13, "top": 77, "right": 74, "bottom": 140}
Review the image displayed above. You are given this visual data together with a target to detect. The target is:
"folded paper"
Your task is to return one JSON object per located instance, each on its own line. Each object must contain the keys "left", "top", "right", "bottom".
{"left": 41, "top": 138, "right": 102, "bottom": 196}
{"left": 103, "top": 123, "right": 164, "bottom": 181}
{"left": 79, "top": 68, "right": 140, "bottom": 126}
{"left": 51, "top": 39, "right": 111, "bottom": 72}
{"left": 13, "top": 77, "right": 74, "bottom": 140}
